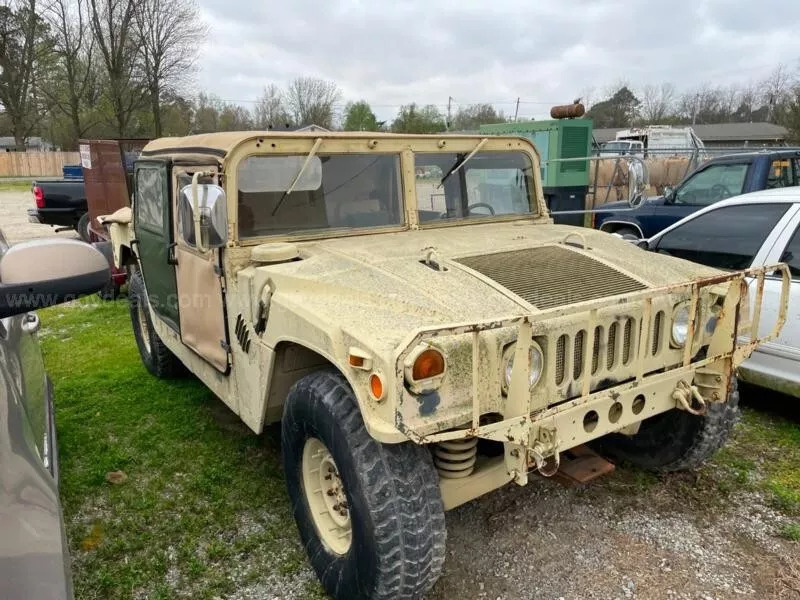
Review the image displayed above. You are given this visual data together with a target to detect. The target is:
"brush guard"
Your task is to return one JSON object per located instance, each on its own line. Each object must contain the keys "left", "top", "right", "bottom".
{"left": 393, "top": 264, "right": 790, "bottom": 486}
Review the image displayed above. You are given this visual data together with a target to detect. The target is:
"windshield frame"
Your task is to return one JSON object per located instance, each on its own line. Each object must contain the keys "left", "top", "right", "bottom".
{"left": 223, "top": 135, "right": 546, "bottom": 246}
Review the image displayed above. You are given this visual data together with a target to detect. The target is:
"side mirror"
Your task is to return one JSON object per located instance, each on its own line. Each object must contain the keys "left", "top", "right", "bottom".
{"left": 179, "top": 184, "right": 228, "bottom": 252}
{"left": 627, "top": 158, "right": 648, "bottom": 208}
{"left": 663, "top": 186, "right": 674, "bottom": 201}
{"left": 0, "top": 239, "right": 110, "bottom": 318}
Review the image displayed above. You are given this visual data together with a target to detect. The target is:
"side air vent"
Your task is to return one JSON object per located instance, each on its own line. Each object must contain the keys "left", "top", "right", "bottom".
{"left": 455, "top": 246, "right": 646, "bottom": 310}
{"left": 234, "top": 314, "right": 251, "bottom": 353}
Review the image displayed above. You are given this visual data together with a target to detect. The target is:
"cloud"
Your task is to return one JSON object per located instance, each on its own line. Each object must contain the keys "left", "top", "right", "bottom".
{"left": 195, "top": 0, "right": 800, "bottom": 122}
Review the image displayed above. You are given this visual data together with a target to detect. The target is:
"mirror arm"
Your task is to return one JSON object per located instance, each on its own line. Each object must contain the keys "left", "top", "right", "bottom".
{"left": 192, "top": 171, "right": 214, "bottom": 253}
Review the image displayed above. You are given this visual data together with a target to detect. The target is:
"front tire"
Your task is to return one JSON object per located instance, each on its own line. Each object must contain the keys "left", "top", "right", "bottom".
{"left": 128, "top": 268, "right": 183, "bottom": 378}
{"left": 282, "top": 370, "right": 446, "bottom": 600}
{"left": 597, "top": 379, "right": 740, "bottom": 472}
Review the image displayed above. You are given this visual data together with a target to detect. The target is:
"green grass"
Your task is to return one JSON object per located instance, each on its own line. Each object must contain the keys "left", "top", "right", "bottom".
{"left": 0, "top": 179, "right": 34, "bottom": 192}
{"left": 40, "top": 298, "right": 326, "bottom": 599}
{"left": 780, "top": 522, "right": 800, "bottom": 541}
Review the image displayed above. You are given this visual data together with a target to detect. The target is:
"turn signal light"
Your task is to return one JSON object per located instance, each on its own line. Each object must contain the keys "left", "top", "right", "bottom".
{"left": 369, "top": 373, "right": 384, "bottom": 400}
{"left": 411, "top": 349, "right": 445, "bottom": 381}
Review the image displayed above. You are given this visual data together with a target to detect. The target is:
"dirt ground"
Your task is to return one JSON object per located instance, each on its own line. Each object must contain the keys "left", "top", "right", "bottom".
{"left": 1, "top": 189, "right": 79, "bottom": 245}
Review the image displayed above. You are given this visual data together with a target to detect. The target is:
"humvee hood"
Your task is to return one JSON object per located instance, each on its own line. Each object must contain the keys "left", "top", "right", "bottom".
{"left": 256, "top": 222, "right": 723, "bottom": 349}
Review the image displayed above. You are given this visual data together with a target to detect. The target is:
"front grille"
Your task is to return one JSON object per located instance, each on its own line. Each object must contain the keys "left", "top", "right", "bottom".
{"left": 552, "top": 314, "right": 659, "bottom": 396}
{"left": 456, "top": 246, "right": 646, "bottom": 310}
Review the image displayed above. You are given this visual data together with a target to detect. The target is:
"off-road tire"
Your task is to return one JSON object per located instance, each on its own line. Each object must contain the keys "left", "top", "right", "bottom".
{"left": 597, "top": 379, "right": 740, "bottom": 472}
{"left": 128, "top": 268, "right": 183, "bottom": 378}
{"left": 77, "top": 212, "right": 90, "bottom": 243}
{"left": 282, "top": 370, "right": 446, "bottom": 600}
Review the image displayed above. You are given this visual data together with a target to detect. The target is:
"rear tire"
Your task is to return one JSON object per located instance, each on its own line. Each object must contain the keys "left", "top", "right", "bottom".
{"left": 597, "top": 379, "right": 740, "bottom": 472}
{"left": 77, "top": 212, "right": 90, "bottom": 243}
{"left": 129, "top": 268, "right": 183, "bottom": 378}
{"left": 282, "top": 370, "right": 446, "bottom": 600}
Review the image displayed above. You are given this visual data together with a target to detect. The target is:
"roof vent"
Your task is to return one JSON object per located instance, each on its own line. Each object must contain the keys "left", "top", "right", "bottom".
{"left": 251, "top": 242, "right": 299, "bottom": 264}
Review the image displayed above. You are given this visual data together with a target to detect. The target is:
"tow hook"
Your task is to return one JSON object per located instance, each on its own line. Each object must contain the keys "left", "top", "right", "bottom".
{"left": 527, "top": 426, "right": 560, "bottom": 477}
{"left": 672, "top": 381, "right": 707, "bottom": 416}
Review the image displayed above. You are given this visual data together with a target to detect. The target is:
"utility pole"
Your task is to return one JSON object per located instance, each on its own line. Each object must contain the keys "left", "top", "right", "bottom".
{"left": 514, "top": 97, "right": 520, "bottom": 122}
{"left": 446, "top": 96, "right": 453, "bottom": 130}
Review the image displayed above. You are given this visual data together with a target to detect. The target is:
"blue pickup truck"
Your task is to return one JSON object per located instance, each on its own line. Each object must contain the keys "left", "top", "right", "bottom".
{"left": 593, "top": 149, "right": 800, "bottom": 238}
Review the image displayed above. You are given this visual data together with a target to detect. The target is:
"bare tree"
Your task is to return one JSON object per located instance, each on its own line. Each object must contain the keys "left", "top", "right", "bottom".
{"left": 133, "top": 0, "right": 205, "bottom": 136}
{"left": 639, "top": 83, "right": 676, "bottom": 123}
{"left": 0, "top": 0, "right": 50, "bottom": 146}
{"left": 88, "top": 0, "right": 143, "bottom": 135}
{"left": 41, "top": 0, "right": 97, "bottom": 145}
{"left": 760, "top": 64, "right": 794, "bottom": 122}
{"left": 252, "top": 83, "right": 291, "bottom": 129}
{"left": 284, "top": 77, "right": 341, "bottom": 129}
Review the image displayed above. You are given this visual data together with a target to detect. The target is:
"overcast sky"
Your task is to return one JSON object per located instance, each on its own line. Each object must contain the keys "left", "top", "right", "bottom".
{"left": 195, "top": 0, "right": 800, "bottom": 122}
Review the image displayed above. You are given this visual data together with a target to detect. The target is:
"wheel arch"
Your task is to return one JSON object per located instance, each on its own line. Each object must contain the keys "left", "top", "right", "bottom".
{"left": 598, "top": 220, "right": 644, "bottom": 238}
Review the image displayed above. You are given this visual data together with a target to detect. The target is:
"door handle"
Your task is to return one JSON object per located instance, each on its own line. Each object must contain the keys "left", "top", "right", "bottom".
{"left": 22, "top": 312, "right": 40, "bottom": 334}
{"left": 167, "top": 242, "right": 178, "bottom": 265}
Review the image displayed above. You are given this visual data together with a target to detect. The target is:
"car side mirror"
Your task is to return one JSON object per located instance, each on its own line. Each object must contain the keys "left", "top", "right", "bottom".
{"left": 627, "top": 159, "right": 648, "bottom": 208}
{"left": 179, "top": 183, "right": 228, "bottom": 252}
{"left": 0, "top": 239, "right": 110, "bottom": 318}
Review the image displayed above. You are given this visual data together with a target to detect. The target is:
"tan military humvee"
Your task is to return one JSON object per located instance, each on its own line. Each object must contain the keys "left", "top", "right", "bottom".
{"left": 106, "top": 132, "right": 789, "bottom": 600}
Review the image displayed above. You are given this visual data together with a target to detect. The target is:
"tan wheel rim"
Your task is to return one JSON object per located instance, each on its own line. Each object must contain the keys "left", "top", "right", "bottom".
{"left": 137, "top": 301, "right": 152, "bottom": 355}
{"left": 301, "top": 437, "right": 352, "bottom": 555}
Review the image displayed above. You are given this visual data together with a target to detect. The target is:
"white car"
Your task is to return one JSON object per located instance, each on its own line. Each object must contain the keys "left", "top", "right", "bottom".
{"left": 644, "top": 187, "right": 800, "bottom": 397}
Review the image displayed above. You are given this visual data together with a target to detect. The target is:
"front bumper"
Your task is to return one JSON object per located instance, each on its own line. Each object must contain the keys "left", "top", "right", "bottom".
{"left": 27, "top": 209, "right": 42, "bottom": 224}
{"left": 393, "top": 264, "right": 791, "bottom": 486}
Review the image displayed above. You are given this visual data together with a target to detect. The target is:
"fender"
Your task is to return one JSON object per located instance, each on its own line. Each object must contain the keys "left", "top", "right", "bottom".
{"left": 98, "top": 207, "right": 134, "bottom": 268}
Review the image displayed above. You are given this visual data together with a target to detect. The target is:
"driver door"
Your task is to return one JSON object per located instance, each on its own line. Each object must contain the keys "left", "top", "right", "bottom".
{"left": 172, "top": 168, "right": 230, "bottom": 373}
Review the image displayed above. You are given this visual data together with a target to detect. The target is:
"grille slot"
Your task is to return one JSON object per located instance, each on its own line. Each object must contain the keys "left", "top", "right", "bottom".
{"left": 652, "top": 311, "right": 664, "bottom": 356}
{"left": 622, "top": 318, "right": 634, "bottom": 365}
{"left": 573, "top": 330, "right": 585, "bottom": 379}
{"left": 606, "top": 322, "right": 617, "bottom": 369}
{"left": 456, "top": 246, "right": 646, "bottom": 310}
{"left": 592, "top": 326, "right": 602, "bottom": 375}
{"left": 555, "top": 335, "right": 567, "bottom": 385}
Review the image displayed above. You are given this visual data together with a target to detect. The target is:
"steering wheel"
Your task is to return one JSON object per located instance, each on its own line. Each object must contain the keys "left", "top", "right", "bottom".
{"left": 466, "top": 202, "right": 495, "bottom": 215}
{"left": 710, "top": 184, "right": 732, "bottom": 200}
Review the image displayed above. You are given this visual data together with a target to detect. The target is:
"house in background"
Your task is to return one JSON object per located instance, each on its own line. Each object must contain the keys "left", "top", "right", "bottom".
{"left": 0, "top": 136, "right": 56, "bottom": 152}
{"left": 593, "top": 122, "right": 789, "bottom": 149}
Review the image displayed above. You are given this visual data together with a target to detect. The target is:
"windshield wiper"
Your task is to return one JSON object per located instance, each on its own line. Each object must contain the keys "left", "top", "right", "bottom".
{"left": 271, "top": 137, "right": 323, "bottom": 216}
{"left": 436, "top": 137, "right": 488, "bottom": 189}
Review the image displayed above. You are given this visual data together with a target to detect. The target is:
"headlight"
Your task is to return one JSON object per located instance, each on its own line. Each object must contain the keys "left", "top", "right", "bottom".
{"left": 671, "top": 304, "right": 691, "bottom": 347}
{"left": 502, "top": 341, "right": 543, "bottom": 392}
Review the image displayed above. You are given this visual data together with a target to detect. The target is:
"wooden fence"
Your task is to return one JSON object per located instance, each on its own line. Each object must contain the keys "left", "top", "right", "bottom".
{"left": 0, "top": 152, "right": 81, "bottom": 177}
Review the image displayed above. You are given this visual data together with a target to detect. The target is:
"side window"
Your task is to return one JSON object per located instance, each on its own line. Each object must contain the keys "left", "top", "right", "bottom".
{"left": 780, "top": 224, "right": 800, "bottom": 279}
{"left": 675, "top": 163, "right": 749, "bottom": 206}
{"left": 136, "top": 167, "right": 165, "bottom": 230}
{"left": 655, "top": 203, "right": 789, "bottom": 270}
{"left": 766, "top": 158, "right": 800, "bottom": 189}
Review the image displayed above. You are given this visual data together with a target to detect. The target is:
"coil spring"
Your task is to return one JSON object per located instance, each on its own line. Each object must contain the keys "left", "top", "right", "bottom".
{"left": 434, "top": 438, "right": 478, "bottom": 479}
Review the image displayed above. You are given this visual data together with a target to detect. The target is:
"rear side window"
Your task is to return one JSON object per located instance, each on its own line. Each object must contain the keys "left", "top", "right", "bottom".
{"left": 780, "top": 224, "right": 800, "bottom": 279}
{"left": 766, "top": 158, "right": 800, "bottom": 189}
{"left": 655, "top": 203, "right": 789, "bottom": 270}
{"left": 136, "top": 167, "right": 165, "bottom": 230}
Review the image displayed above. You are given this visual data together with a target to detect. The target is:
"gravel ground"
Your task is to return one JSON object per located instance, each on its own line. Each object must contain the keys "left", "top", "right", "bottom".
{"left": 0, "top": 189, "right": 79, "bottom": 245}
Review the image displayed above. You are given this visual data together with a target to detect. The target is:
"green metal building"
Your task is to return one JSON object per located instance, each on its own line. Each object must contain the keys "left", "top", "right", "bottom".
{"left": 480, "top": 119, "right": 593, "bottom": 225}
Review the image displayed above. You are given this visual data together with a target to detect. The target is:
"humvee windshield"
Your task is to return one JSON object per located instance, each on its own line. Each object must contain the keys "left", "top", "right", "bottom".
{"left": 416, "top": 151, "right": 536, "bottom": 223}
{"left": 236, "top": 150, "right": 536, "bottom": 239}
